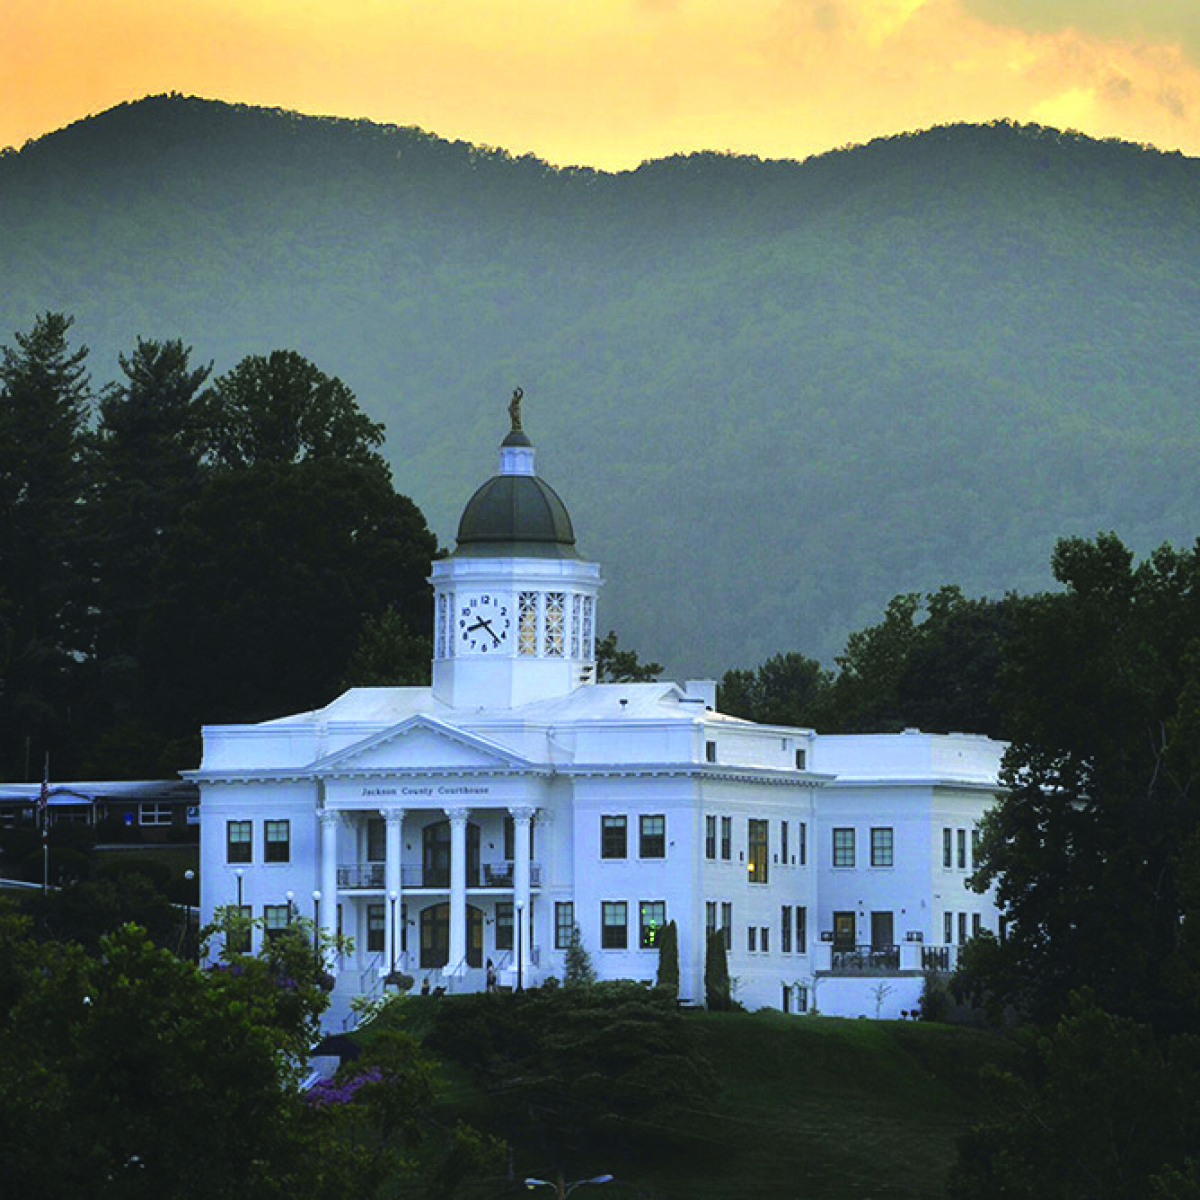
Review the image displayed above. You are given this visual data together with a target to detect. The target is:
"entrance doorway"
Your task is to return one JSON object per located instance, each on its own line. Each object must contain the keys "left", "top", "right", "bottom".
{"left": 833, "top": 911, "right": 856, "bottom": 950}
{"left": 419, "top": 903, "right": 484, "bottom": 968}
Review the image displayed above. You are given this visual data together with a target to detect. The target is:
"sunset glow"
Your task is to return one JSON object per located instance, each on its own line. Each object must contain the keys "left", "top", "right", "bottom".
{"left": 4, "top": 0, "right": 1199, "bottom": 168}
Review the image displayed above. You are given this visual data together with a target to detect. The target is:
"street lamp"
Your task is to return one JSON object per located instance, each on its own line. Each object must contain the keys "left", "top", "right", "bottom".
{"left": 525, "top": 1174, "right": 613, "bottom": 1198}
{"left": 235, "top": 867, "right": 244, "bottom": 910}
{"left": 286, "top": 890, "right": 295, "bottom": 924}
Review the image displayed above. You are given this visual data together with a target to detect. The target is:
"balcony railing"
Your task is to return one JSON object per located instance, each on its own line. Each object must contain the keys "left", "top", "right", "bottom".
{"left": 830, "top": 943, "right": 900, "bottom": 974}
{"left": 337, "top": 861, "right": 542, "bottom": 890}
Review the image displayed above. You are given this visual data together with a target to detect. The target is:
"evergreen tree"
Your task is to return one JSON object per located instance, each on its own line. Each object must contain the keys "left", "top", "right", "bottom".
{"left": 563, "top": 923, "right": 596, "bottom": 988}
{"left": 655, "top": 919, "right": 680, "bottom": 999}
{"left": 704, "top": 929, "right": 731, "bottom": 1011}
{"left": 0, "top": 313, "right": 91, "bottom": 778}
{"left": 595, "top": 629, "right": 663, "bottom": 682}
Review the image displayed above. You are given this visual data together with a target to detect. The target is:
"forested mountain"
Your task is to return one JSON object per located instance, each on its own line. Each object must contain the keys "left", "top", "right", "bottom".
{"left": 3, "top": 95, "right": 1198, "bottom": 676}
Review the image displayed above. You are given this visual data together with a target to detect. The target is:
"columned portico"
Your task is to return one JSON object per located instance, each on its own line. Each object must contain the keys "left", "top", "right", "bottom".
{"left": 511, "top": 804, "right": 535, "bottom": 988}
{"left": 446, "top": 806, "right": 470, "bottom": 972}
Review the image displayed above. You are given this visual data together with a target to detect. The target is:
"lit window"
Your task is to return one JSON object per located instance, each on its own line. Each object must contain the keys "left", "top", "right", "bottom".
{"left": 518, "top": 591, "right": 538, "bottom": 656}
{"left": 639, "top": 901, "right": 665, "bottom": 948}
{"left": 639, "top": 814, "right": 665, "bottom": 858}
{"left": 227, "top": 820, "right": 252, "bottom": 863}
{"left": 264, "top": 820, "right": 290, "bottom": 863}
{"left": 601, "top": 901, "right": 627, "bottom": 949}
{"left": 705, "top": 814, "right": 716, "bottom": 859}
{"left": 544, "top": 592, "right": 565, "bottom": 656}
{"left": 367, "top": 902, "right": 385, "bottom": 953}
{"left": 601, "top": 815, "right": 627, "bottom": 859}
{"left": 748, "top": 819, "right": 769, "bottom": 884}
{"left": 139, "top": 802, "right": 172, "bottom": 826}
{"left": 554, "top": 902, "right": 573, "bottom": 950}
{"left": 497, "top": 902, "right": 514, "bottom": 951}
{"left": 832, "top": 827, "right": 855, "bottom": 868}
{"left": 870, "top": 827, "right": 894, "bottom": 868}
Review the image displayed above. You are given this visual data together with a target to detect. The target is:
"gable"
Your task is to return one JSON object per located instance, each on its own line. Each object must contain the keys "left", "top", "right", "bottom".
{"left": 311, "top": 716, "right": 530, "bottom": 775}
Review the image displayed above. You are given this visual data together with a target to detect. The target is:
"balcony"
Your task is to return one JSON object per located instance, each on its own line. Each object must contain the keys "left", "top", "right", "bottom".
{"left": 830, "top": 943, "right": 900, "bottom": 974}
{"left": 336, "top": 861, "right": 542, "bottom": 890}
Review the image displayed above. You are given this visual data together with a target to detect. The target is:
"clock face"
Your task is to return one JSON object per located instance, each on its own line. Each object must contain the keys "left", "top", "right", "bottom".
{"left": 458, "top": 593, "right": 512, "bottom": 653}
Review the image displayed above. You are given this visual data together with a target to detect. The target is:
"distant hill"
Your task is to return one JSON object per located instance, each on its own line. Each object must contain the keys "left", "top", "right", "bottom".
{"left": 3, "top": 95, "right": 1198, "bottom": 676}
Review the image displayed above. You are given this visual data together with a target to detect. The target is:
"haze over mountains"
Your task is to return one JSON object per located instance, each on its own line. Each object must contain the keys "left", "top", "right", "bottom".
{"left": 3, "top": 95, "right": 1198, "bottom": 677}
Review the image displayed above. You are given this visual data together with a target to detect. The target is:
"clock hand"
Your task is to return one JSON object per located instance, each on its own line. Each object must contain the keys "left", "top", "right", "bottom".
{"left": 476, "top": 617, "right": 502, "bottom": 646}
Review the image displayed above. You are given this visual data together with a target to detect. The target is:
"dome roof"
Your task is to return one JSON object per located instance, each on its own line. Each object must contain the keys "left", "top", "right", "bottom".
{"left": 454, "top": 473, "right": 580, "bottom": 559}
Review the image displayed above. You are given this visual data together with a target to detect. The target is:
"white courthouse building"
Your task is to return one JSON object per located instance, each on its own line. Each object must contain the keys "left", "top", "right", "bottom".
{"left": 194, "top": 403, "right": 1004, "bottom": 1021}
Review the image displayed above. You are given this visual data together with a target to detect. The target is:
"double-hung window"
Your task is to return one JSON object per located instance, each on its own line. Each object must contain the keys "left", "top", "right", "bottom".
{"left": 639, "top": 901, "right": 666, "bottom": 948}
{"left": 264, "top": 819, "right": 290, "bottom": 863}
{"left": 781, "top": 905, "right": 792, "bottom": 953}
{"left": 957, "top": 828, "right": 967, "bottom": 870}
{"left": 748, "top": 819, "right": 769, "bottom": 883}
{"left": 799, "top": 821, "right": 807, "bottom": 866}
{"left": 870, "top": 827, "right": 894, "bottom": 867}
{"left": 706, "top": 900, "right": 717, "bottom": 939}
{"left": 796, "top": 906, "right": 807, "bottom": 953}
{"left": 943, "top": 827, "right": 953, "bottom": 869}
{"left": 554, "top": 902, "right": 574, "bottom": 950}
{"left": 227, "top": 820, "right": 252, "bottom": 864}
{"left": 601, "top": 901, "right": 627, "bottom": 949}
{"left": 639, "top": 814, "right": 665, "bottom": 858}
{"left": 832, "top": 827, "right": 855, "bottom": 868}
{"left": 228, "top": 905, "right": 253, "bottom": 953}
{"left": 780, "top": 821, "right": 789, "bottom": 865}
{"left": 601, "top": 815, "right": 627, "bottom": 859}
{"left": 721, "top": 901, "right": 732, "bottom": 950}
{"left": 264, "top": 904, "right": 290, "bottom": 941}
{"left": 139, "top": 802, "right": 172, "bottom": 826}
{"left": 720, "top": 816, "right": 732, "bottom": 860}
{"left": 497, "top": 902, "right": 514, "bottom": 951}
{"left": 705, "top": 814, "right": 717, "bottom": 859}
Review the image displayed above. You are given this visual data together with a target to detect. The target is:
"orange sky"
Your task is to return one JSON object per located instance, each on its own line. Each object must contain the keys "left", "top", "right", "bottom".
{"left": 5, "top": 0, "right": 1200, "bottom": 168}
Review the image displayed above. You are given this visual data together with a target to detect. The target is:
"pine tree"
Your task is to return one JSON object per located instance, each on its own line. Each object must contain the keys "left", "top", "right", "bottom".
{"left": 655, "top": 919, "right": 680, "bottom": 998}
{"left": 704, "top": 929, "right": 731, "bottom": 1011}
{"left": 563, "top": 924, "right": 596, "bottom": 988}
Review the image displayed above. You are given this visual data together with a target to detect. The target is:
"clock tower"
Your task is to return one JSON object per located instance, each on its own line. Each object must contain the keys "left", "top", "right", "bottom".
{"left": 430, "top": 391, "right": 602, "bottom": 709}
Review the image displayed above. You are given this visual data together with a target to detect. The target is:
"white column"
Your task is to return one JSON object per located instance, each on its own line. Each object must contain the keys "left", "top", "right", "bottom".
{"left": 382, "top": 808, "right": 405, "bottom": 972}
{"left": 446, "top": 807, "right": 470, "bottom": 972}
{"left": 317, "top": 809, "right": 340, "bottom": 972}
{"left": 511, "top": 805, "right": 535, "bottom": 988}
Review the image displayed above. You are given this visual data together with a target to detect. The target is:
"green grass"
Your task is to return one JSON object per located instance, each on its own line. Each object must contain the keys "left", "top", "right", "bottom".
{"left": 385, "top": 1000, "right": 1015, "bottom": 1200}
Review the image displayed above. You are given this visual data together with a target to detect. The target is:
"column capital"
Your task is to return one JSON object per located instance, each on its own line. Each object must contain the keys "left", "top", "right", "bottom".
{"left": 444, "top": 805, "right": 471, "bottom": 824}
{"left": 508, "top": 805, "right": 537, "bottom": 824}
{"left": 380, "top": 807, "right": 407, "bottom": 826}
{"left": 317, "top": 808, "right": 342, "bottom": 828}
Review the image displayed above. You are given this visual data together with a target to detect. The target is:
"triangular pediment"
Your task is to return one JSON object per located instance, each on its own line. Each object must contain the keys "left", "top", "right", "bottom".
{"left": 310, "top": 715, "right": 533, "bottom": 775}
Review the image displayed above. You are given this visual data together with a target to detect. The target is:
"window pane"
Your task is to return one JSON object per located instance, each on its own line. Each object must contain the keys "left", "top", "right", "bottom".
{"left": 705, "top": 814, "right": 716, "bottom": 859}
{"left": 870, "top": 827, "right": 894, "bottom": 867}
{"left": 748, "top": 819, "right": 769, "bottom": 884}
{"left": 833, "top": 828, "right": 855, "bottom": 868}
{"left": 601, "top": 901, "right": 627, "bottom": 949}
{"left": 554, "top": 902, "right": 573, "bottom": 950}
{"left": 720, "top": 817, "right": 732, "bottom": 860}
{"left": 264, "top": 820, "right": 290, "bottom": 863}
{"left": 639, "top": 814, "right": 665, "bottom": 858}
{"left": 227, "top": 820, "right": 252, "bottom": 863}
{"left": 601, "top": 816, "right": 627, "bottom": 859}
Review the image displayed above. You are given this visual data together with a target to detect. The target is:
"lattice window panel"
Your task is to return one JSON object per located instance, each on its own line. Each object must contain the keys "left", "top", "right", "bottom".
{"left": 518, "top": 591, "right": 538, "bottom": 655}
{"left": 545, "top": 592, "right": 565, "bottom": 656}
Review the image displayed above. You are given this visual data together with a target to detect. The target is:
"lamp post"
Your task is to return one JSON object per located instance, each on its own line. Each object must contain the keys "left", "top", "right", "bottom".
{"left": 516, "top": 901, "right": 525, "bottom": 993}
{"left": 389, "top": 889, "right": 398, "bottom": 976}
{"left": 312, "top": 889, "right": 322, "bottom": 974}
{"left": 235, "top": 867, "right": 244, "bottom": 910}
{"left": 525, "top": 1173, "right": 613, "bottom": 1198}
{"left": 286, "top": 890, "right": 295, "bottom": 924}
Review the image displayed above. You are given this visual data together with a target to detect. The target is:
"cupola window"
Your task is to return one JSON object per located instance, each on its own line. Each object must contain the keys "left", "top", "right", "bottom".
{"left": 545, "top": 592, "right": 565, "bottom": 656}
{"left": 518, "top": 592, "right": 538, "bottom": 655}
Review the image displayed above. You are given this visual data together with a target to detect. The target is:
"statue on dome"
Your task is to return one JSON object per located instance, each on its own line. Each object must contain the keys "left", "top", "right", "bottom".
{"left": 508, "top": 387, "right": 524, "bottom": 433}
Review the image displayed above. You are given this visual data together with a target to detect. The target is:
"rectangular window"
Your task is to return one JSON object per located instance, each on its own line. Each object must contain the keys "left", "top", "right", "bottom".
{"left": 781, "top": 905, "right": 792, "bottom": 953}
{"left": 497, "top": 902, "right": 515, "bottom": 951}
{"left": 796, "top": 906, "right": 807, "bottom": 954}
{"left": 264, "top": 819, "right": 290, "bottom": 864}
{"left": 227, "top": 820, "right": 252, "bottom": 863}
{"left": 706, "top": 900, "right": 717, "bottom": 939}
{"left": 570, "top": 594, "right": 582, "bottom": 658}
{"left": 367, "top": 902, "right": 386, "bottom": 953}
{"left": 504, "top": 816, "right": 514, "bottom": 862}
{"left": 781, "top": 821, "right": 789, "bottom": 864}
{"left": 972, "top": 912, "right": 983, "bottom": 938}
{"left": 639, "top": 814, "right": 666, "bottom": 858}
{"left": 748, "top": 926, "right": 757, "bottom": 953}
{"left": 264, "top": 904, "right": 290, "bottom": 942}
{"left": 139, "top": 802, "right": 172, "bottom": 826}
{"left": 227, "top": 904, "right": 253, "bottom": 953}
{"left": 957, "top": 828, "right": 967, "bottom": 870}
{"left": 601, "top": 815, "right": 627, "bottom": 859}
{"left": 800, "top": 821, "right": 807, "bottom": 866}
{"left": 544, "top": 592, "right": 565, "bottom": 656}
{"left": 943, "top": 827, "right": 953, "bottom": 869}
{"left": 971, "top": 827, "right": 981, "bottom": 867}
{"left": 705, "top": 814, "right": 717, "bottom": 860}
{"left": 582, "top": 595, "right": 594, "bottom": 658}
{"left": 601, "top": 901, "right": 627, "bottom": 949}
{"left": 518, "top": 591, "right": 538, "bottom": 655}
{"left": 796, "top": 984, "right": 809, "bottom": 1013}
{"left": 795, "top": 748, "right": 807, "bottom": 770}
{"left": 958, "top": 912, "right": 968, "bottom": 944}
{"left": 944, "top": 912, "right": 954, "bottom": 944}
{"left": 705, "top": 740, "right": 717, "bottom": 763}
{"left": 366, "top": 817, "right": 385, "bottom": 862}
{"left": 721, "top": 901, "right": 732, "bottom": 950}
{"left": 748, "top": 819, "right": 769, "bottom": 884}
{"left": 720, "top": 816, "right": 732, "bottom": 860}
{"left": 870, "top": 827, "right": 894, "bottom": 868}
{"left": 639, "top": 901, "right": 666, "bottom": 949}
{"left": 832, "top": 827, "right": 855, "bottom": 868}
{"left": 554, "top": 902, "right": 573, "bottom": 950}
{"left": 761, "top": 926, "right": 770, "bottom": 954}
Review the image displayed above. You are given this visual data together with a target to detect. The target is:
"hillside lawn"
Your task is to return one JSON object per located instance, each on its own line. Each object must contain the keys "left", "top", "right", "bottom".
{"left": 392, "top": 998, "right": 1015, "bottom": 1199}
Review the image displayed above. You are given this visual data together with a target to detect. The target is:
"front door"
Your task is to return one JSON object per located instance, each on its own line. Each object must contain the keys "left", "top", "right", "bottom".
{"left": 871, "top": 911, "right": 894, "bottom": 950}
{"left": 833, "top": 911, "right": 856, "bottom": 950}
{"left": 419, "top": 902, "right": 484, "bottom": 969}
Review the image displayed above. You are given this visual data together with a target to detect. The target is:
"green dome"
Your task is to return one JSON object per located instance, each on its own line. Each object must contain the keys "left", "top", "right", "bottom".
{"left": 454, "top": 474, "right": 580, "bottom": 559}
